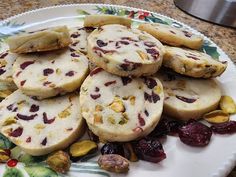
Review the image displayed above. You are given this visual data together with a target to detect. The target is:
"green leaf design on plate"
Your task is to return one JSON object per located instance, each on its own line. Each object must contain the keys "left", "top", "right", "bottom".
{"left": 3, "top": 167, "right": 24, "bottom": 177}
{"left": 76, "top": 9, "right": 90, "bottom": 15}
{"left": 200, "top": 43, "right": 220, "bottom": 60}
{"left": 0, "top": 133, "right": 15, "bottom": 149}
{"left": 24, "top": 165, "right": 58, "bottom": 177}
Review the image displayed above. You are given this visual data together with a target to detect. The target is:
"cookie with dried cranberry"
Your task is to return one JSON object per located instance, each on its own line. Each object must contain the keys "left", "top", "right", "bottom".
{"left": 12, "top": 49, "right": 89, "bottom": 99}
{"left": 138, "top": 23, "right": 203, "bottom": 49}
{"left": 7, "top": 26, "right": 71, "bottom": 53}
{"left": 157, "top": 70, "right": 221, "bottom": 121}
{"left": 0, "top": 90, "right": 85, "bottom": 156}
{"left": 80, "top": 68, "right": 164, "bottom": 142}
{"left": 69, "top": 26, "right": 95, "bottom": 54}
{"left": 84, "top": 15, "right": 132, "bottom": 27}
{"left": 163, "top": 46, "right": 227, "bottom": 78}
{"left": 87, "top": 24, "right": 165, "bottom": 77}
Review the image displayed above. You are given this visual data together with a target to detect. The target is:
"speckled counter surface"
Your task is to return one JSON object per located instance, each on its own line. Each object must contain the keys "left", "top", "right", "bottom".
{"left": 0, "top": 0, "right": 236, "bottom": 176}
{"left": 0, "top": 0, "right": 235, "bottom": 63}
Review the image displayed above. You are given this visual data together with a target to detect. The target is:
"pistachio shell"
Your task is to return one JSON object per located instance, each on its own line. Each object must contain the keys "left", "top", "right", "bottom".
{"left": 203, "top": 110, "right": 229, "bottom": 124}
{"left": 220, "top": 96, "right": 236, "bottom": 114}
{"left": 69, "top": 140, "right": 98, "bottom": 159}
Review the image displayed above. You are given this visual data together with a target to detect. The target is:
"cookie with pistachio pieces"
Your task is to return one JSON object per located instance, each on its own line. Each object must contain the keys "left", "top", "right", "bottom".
{"left": 138, "top": 23, "right": 203, "bottom": 49}
{"left": 84, "top": 14, "right": 132, "bottom": 27}
{"left": 0, "top": 90, "right": 85, "bottom": 156}
{"left": 7, "top": 26, "right": 71, "bottom": 54}
{"left": 69, "top": 26, "right": 96, "bottom": 54}
{"left": 157, "top": 70, "right": 221, "bottom": 121}
{"left": 87, "top": 24, "right": 165, "bottom": 77}
{"left": 80, "top": 68, "right": 164, "bottom": 142}
{"left": 163, "top": 46, "right": 227, "bottom": 78}
{"left": 12, "top": 48, "right": 89, "bottom": 99}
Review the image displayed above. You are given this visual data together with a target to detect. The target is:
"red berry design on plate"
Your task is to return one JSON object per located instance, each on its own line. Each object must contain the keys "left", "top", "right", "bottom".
{"left": 7, "top": 159, "right": 18, "bottom": 167}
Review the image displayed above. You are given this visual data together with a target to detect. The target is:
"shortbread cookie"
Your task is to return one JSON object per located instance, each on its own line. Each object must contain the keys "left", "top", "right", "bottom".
{"left": 69, "top": 26, "right": 95, "bottom": 54}
{"left": 138, "top": 23, "right": 203, "bottom": 49}
{"left": 84, "top": 15, "right": 132, "bottom": 27}
{"left": 157, "top": 70, "right": 221, "bottom": 120}
{"left": 0, "top": 90, "right": 85, "bottom": 156}
{"left": 7, "top": 26, "right": 71, "bottom": 53}
{"left": 0, "top": 50, "right": 17, "bottom": 83}
{"left": 163, "top": 46, "right": 227, "bottom": 78}
{"left": 13, "top": 49, "right": 89, "bottom": 99}
{"left": 87, "top": 24, "right": 165, "bottom": 77}
{"left": 80, "top": 68, "right": 164, "bottom": 142}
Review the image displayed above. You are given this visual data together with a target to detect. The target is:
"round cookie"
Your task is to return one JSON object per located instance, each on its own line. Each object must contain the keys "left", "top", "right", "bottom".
{"left": 87, "top": 24, "right": 165, "bottom": 77}
{"left": 157, "top": 70, "right": 221, "bottom": 120}
{"left": 13, "top": 49, "right": 89, "bottom": 99}
{"left": 69, "top": 26, "right": 95, "bottom": 54}
{"left": 80, "top": 68, "right": 164, "bottom": 142}
{"left": 138, "top": 23, "right": 203, "bottom": 49}
{"left": 7, "top": 26, "right": 71, "bottom": 54}
{"left": 163, "top": 46, "right": 227, "bottom": 78}
{"left": 0, "top": 90, "right": 85, "bottom": 156}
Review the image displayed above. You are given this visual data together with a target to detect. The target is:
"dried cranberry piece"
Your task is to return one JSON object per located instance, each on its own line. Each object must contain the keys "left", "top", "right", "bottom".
{"left": 20, "top": 80, "right": 26, "bottom": 86}
{"left": 138, "top": 113, "right": 145, "bottom": 126}
{"left": 71, "top": 53, "right": 80, "bottom": 57}
{"left": 179, "top": 121, "right": 212, "bottom": 147}
{"left": 144, "top": 77, "right": 157, "bottom": 89}
{"left": 170, "top": 30, "right": 176, "bottom": 34}
{"left": 146, "top": 48, "right": 159, "bottom": 60}
{"left": 95, "top": 87, "right": 100, "bottom": 92}
{"left": 119, "top": 40, "right": 129, "bottom": 45}
{"left": 0, "top": 68, "right": 6, "bottom": 75}
{"left": 7, "top": 104, "right": 17, "bottom": 112}
{"left": 90, "top": 68, "right": 103, "bottom": 76}
{"left": 43, "top": 112, "right": 55, "bottom": 124}
{"left": 10, "top": 127, "right": 23, "bottom": 137}
{"left": 90, "top": 94, "right": 101, "bottom": 100}
{"left": 70, "top": 32, "right": 80, "bottom": 38}
{"left": 104, "top": 80, "right": 116, "bottom": 86}
{"left": 30, "top": 104, "right": 39, "bottom": 112}
{"left": 211, "top": 121, "right": 236, "bottom": 134}
{"left": 65, "top": 71, "right": 75, "bottom": 76}
{"left": 152, "top": 91, "right": 160, "bottom": 103}
{"left": 0, "top": 52, "right": 8, "bottom": 58}
{"left": 26, "top": 136, "right": 31, "bottom": 143}
{"left": 121, "top": 77, "right": 132, "bottom": 86}
{"left": 41, "top": 137, "right": 47, "bottom": 146}
{"left": 133, "top": 137, "right": 166, "bottom": 163}
{"left": 16, "top": 71, "right": 22, "bottom": 77}
{"left": 121, "top": 37, "right": 138, "bottom": 42}
{"left": 16, "top": 113, "right": 37, "bottom": 121}
{"left": 144, "top": 109, "right": 149, "bottom": 117}
{"left": 97, "top": 40, "right": 108, "bottom": 47}
{"left": 93, "top": 47, "right": 115, "bottom": 56}
{"left": 43, "top": 81, "right": 51, "bottom": 86}
{"left": 43, "top": 68, "right": 54, "bottom": 76}
{"left": 176, "top": 95, "right": 196, "bottom": 103}
{"left": 101, "top": 142, "right": 125, "bottom": 157}
{"left": 83, "top": 27, "right": 96, "bottom": 32}
{"left": 144, "top": 92, "right": 160, "bottom": 103}
{"left": 144, "top": 92, "right": 152, "bottom": 103}
{"left": 20, "top": 61, "right": 34, "bottom": 70}
{"left": 120, "top": 59, "right": 141, "bottom": 71}
{"left": 182, "top": 30, "right": 192, "bottom": 37}
{"left": 144, "top": 42, "right": 155, "bottom": 47}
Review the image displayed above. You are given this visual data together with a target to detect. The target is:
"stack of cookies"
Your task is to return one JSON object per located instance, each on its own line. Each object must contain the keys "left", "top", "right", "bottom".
{"left": 0, "top": 14, "right": 227, "bottom": 155}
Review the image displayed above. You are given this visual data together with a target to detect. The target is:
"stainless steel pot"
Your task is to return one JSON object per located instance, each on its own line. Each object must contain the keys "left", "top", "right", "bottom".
{"left": 174, "top": 0, "right": 236, "bottom": 28}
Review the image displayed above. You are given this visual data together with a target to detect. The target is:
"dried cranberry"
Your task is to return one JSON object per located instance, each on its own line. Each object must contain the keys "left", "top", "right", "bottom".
{"left": 144, "top": 109, "right": 149, "bottom": 116}
{"left": 71, "top": 53, "right": 80, "bottom": 57}
{"left": 170, "top": 30, "right": 176, "bottom": 34}
{"left": 176, "top": 95, "right": 196, "bottom": 103}
{"left": 144, "top": 92, "right": 159, "bottom": 103}
{"left": 119, "top": 41, "right": 129, "bottom": 45}
{"left": 144, "top": 92, "right": 152, "bottom": 103}
{"left": 93, "top": 47, "right": 115, "bottom": 55}
{"left": 26, "top": 137, "right": 31, "bottom": 143}
{"left": 0, "top": 68, "right": 6, "bottom": 75}
{"left": 20, "top": 61, "right": 34, "bottom": 70}
{"left": 43, "top": 68, "right": 54, "bottom": 76}
{"left": 43, "top": 112, "right": 55, "bottom": 124}
{"left": 138, "top": 113, "right": 145, "bottom": 126}
{"left": 43, "top": 81, "right": 51, "bottom": 86}
{"left": 104, "top": 80, "right": 116, "bottom": 86}
{"left": 30, "top": 104, "right": 39, "bottom": 112}
{"left": 7, "top": 104, "right": 17, "bottom": 112}
{"left": 182, "top": 30, "right": 192, "bottom": 37}
{"left": 101, "top": 142, "right": 125, "bottom": 157}
{"left": 133, "top": 137, "right": 166, "bottom": 163}
{"left": 152, "top": 91, "right": 160, "bottom": 103}
{"left": 90, "top": 94, "right": 101, "bottom": 100}
{"left": 121, "top": 77, "right": 132, "bottom": 86}
{"left": 41, "top": 137, "right": 47, "bottom": 146}
{"left": 146, "top": 48, "right": 159, "bottom": 60}
{"left": 144, "top": 42, "right": 155, "bottom": 48}
{"left": 211, "top": 121, "right": 236, "bottom": 134}
{"left": 90, "top": 68, "right": 103, "bottom": 76}
{"left": 179, "top": 121, "right": 212, "bottom": 147}
{"left": 121, "top": 37, "right": 138, "bottom": 42}
{"left": 144, "top": 77, "right": 157, "bottom": 89}
{"left": 65, "top": 71, "right": 75, "bottom": 76}
{"left": 83, "top": 27, "right": 96, "bottom": 32}
{"left": 16, "top": 113, "right": 37, "bottom": 121}
{"left": 70, "top": 32, "right": 80, "bottom": 38}
{"left": 120, "top": 59, "right": 141, "bottom": 71}
{"left": 10, "top": 127, "right": 23, "bottom": 137}
{"left": 20, "top": 80, "right": 26, "bottom": 86}
{"left": 16, "top": 71, "right": 22, "bottom": 77}
{"left": 0, "top": 52, "right": 8, "bottom": 58}
{"left": 97, "top": 40, "right": 108, "bottom": 47}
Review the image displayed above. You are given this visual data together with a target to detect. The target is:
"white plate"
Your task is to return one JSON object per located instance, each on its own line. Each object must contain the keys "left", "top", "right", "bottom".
{"left": 0, "top": 4, "right": 236, "bottom": 177}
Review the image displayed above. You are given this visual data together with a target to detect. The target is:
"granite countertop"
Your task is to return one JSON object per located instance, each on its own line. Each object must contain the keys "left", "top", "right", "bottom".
{"left": 0, "top": 0, "right": 236, "bottom": 176}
